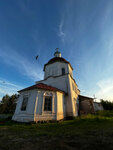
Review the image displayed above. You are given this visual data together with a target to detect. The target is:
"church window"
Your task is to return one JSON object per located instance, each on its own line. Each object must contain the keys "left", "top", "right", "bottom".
{"left": 21, "top": 96, "right": 28, "bottom": 111}
{"left": 62, "top": 68, "right": 65, "bottom": 75}
{"left": 44, "top": 96, "right": 52, "bottom": 111}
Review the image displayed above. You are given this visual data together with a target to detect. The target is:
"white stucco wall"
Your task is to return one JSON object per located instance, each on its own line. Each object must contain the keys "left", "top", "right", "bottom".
{"left": 94, "top": 102, "right": 104, "bottom": 111}
{"left": 12, "top": 89, "right": 37, "bottom": 122}
{"left": 34, "top": 90, "right": 65, "bottom": 122}
{"left": 70, "top": 77, "right": 80, "bottom": 117}
{"left": 37, "top": 75, "right": 69, "bottom": 93}
{"left": 34, "top": 90, "right": 56, "bottom": 122}
{"left": 37, "top": 71, "right": 80, "bottom": 117}
{"left": 44, "top": 62, "right": 72, "bottom": 79}
{"left": 63, "top": 74, "right": 80, "bottom": 117}
{"left": 13, "top": 89, "right": 66, "bottom": 122}
{"left": 68, "top": 64, "right": 73, "bottom": 78}
{"left": 56, "top": 92, "right": 64, "bottom": 120}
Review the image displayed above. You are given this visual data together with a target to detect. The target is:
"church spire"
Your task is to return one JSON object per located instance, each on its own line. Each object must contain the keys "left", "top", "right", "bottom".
{"left": 54, "top": 48, "right": 61, "bottom": 57}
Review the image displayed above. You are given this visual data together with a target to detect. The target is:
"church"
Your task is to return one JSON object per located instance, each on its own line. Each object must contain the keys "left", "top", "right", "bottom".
{"left": 12, "top": 49, "right": 95, "bottom": 123}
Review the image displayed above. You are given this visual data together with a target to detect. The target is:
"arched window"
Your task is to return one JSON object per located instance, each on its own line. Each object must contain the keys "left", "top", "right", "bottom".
{"left": 43, "top": 92, "right": 52, "bottom": 111}
{"left": 62, "top": 68, "right": 65, "bottom": 75}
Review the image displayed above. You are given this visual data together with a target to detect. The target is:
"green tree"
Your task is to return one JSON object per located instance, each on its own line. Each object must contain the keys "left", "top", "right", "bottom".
{"left": 0, "top": 94, "right": 19, "bottom": 114}
{"left": 101, "top": 99, "right": 113, "bottom": 110}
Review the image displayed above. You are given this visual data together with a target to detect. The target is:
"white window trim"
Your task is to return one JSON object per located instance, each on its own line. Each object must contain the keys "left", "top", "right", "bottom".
{"left": 42, "top": 92, "right": 55, "bottom": 114}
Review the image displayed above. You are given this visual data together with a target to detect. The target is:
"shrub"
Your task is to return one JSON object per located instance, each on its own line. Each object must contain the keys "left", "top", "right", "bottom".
{"left": 96, "top": 110, "right": 113, "bottom": 117}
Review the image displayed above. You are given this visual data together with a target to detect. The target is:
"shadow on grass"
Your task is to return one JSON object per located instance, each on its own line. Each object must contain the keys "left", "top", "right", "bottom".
{"left": 1, "top": 111, "right": 113, "bottom": 150}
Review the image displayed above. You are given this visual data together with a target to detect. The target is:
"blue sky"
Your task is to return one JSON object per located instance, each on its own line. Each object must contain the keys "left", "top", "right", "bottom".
{"left": 0, "top": 0, "right": 113, "bottom": 101}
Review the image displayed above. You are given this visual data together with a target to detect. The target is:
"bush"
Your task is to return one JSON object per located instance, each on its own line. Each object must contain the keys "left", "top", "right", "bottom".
{"left": 96, "top": 110, "right": 113, "bottom": 117}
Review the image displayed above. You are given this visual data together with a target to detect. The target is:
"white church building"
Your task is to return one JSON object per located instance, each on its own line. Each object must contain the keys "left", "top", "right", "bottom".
{"left": 12, "top": 49, "right": 81, "bottom": 122}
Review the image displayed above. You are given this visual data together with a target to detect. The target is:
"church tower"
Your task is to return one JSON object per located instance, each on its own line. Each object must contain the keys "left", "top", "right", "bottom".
{"left": 37, "top": 48, "right": 80, "bottom": 117}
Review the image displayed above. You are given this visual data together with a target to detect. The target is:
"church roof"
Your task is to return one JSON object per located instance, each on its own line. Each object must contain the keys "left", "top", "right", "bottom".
{"left": 18, "top": 83, "right": 66, "bottom": 94}
{"left": 43, "top": 57, "right": 73, "bottom": 71}
{"left": 79, "top": 95, "right": 94, "bottom": 101}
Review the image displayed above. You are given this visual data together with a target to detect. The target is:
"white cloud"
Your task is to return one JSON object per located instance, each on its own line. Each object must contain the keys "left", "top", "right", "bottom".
{"left": 0, "top": 79, "right": 24, "bottom": 100}
{"left": 58, "top": 20, "right": 66, "bottom": 43}
{"left": 0, "top": 80, "right": 22, "bottom": 89}
{"left": 96, "top": 78, "right": 113, "bottom": 101}
{"left": 0, "top": 47, "right": 43, "bottom": 81}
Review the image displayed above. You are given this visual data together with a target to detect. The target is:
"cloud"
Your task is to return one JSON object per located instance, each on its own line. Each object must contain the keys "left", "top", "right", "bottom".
{"left": 0, "top": 80, "right": 22, "bottom": 89}
{"left": 96, "top": 78, "right": 113, "bottom": 101}
{"left": 58, "top": 20, "right": 66, "bottom": 43}
{"left": 0, "top": 79, "right": 24, "bottom": 100}
{"left": 0, "top": 47, "right": 43, "bottom": 81}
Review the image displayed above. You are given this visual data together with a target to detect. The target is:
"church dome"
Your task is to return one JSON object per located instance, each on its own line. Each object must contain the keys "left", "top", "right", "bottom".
{"left": 47, "top": 57, "right": 69, "bottom": 64}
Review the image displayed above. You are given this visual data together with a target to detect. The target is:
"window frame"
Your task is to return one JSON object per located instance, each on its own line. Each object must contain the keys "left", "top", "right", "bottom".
{"left": 21, "top": 95, "right": 29, "bottom": 111}
{"left": 62, "top": 68, "right": 65, "bottom": 75}
{"left": 42, "top": 92, "right": 54, "bottom": 114}
{"left": 44, "top": 96, "right": 52, "bottom": 111}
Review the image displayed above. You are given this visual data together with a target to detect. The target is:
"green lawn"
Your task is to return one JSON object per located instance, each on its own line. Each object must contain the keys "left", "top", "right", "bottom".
{"left": 0, "top": 111, "right": 113, "bottom": 150}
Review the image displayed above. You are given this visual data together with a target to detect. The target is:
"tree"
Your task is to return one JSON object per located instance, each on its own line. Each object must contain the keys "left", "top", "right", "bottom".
{"left": 101, "top": 99, "right": 113, "bottom": 110}
{"left": 0, "top": 94, "right": 19, "bottom": 114}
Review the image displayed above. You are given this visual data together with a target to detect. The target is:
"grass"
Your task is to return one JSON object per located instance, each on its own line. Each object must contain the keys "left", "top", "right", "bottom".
{"left": 0, "top": 111, "right": 113, "bottom": 150}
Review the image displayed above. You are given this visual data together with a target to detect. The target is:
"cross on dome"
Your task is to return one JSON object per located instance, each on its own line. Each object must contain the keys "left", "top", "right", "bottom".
{"left": 54, "top": 48, "right": 61, "bottom": 57}
{"left": 55, "top": 48, "right": 59, "bottom": 52}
